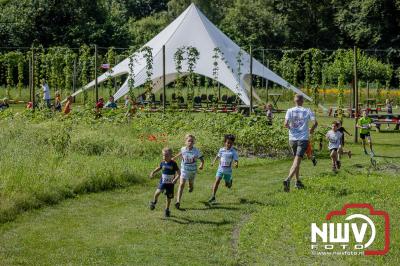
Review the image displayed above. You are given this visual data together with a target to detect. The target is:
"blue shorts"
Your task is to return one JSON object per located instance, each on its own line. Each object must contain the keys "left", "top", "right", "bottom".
{"left": 158, "top": 183, "right": 174, "bottom": 199}
{"left": 216, "top": 169, "right": 232, "bottom": 182}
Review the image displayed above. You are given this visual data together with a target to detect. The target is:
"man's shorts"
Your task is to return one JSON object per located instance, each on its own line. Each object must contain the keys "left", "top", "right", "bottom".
{"left": 158, "top": 183, "right": 174, "bottom": 199}
{"left": 329, "top": 148, "right": 338, "bottom": 152}
{"left": 289, "top": 140, "right": 309, "bottom": 157}
{"left": 216, "top": 169, "right": 232, "bottom": 183}
{"left": 181, "top": 171, "right": 196, "bottom": 181}
{"left": 360, "top": 132, "right": 371, "bottom": 140}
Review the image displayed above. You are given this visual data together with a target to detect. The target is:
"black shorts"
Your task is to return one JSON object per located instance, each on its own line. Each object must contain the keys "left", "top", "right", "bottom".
{"left": 360, "top": 132, "right": 371, "bottom": 140}
{"left": 158, "top": 183, "right": 174, "bottom": 199}
{"left": 289, "top": 140, "right": 309, "bottom": 157}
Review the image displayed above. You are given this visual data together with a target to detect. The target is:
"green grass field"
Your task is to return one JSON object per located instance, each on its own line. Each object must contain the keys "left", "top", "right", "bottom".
{"left": 0, "top": 110, "right": 399, "bottom": 265}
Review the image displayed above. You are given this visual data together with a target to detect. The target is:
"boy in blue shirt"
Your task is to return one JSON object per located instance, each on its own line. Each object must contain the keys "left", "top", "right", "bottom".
{"left": 208, "top": 134, "right": 239, "bottom": 203}
{"left": 149, "top": 147, "right": 180, "bottom": 217}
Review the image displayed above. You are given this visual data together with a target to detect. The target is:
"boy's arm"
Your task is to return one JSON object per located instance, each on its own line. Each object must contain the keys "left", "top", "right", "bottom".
{"left": 149, "top": 166, "right": 162, "bottom": 179}
{"left": 173, "top": 169, "right": 181, "bottom": 184}
{"left": 172, "top": 152, "right": 182, "bottom": 161}
{"left": 199, "top": 157, "right": 205, "bottom": 170}
{"left": 211, "top": 155, "right": 219, "bottom": 166}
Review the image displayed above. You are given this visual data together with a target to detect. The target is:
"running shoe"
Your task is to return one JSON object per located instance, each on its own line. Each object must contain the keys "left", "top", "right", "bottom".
{"left": 149, "top": 201, "right": 156, "bottom": 210}
{"left": 226, "top": 180, "right": 233, "bottom": 189}
{"left": 370, "top": 151, "right": 375, "bottom": 157}
{"left": 295, "top": 180, "right": 305, "bottom": 189}
{"left": 337, "top": 161, "right": 341, "bottom": 169}
{"left": 174, "top": 202, "right": 180, "bottom": 210}
{"left": 283, "top": 180, "right": 290, "bottom": 192}
{"left": 208, "top": 196, "right": 216, "bottom": 203}
{"left": 164, "top": 209, "right": 170, "bottom": 217}
{"left": 189, "top": 187, "right": 194, "bottom": 193}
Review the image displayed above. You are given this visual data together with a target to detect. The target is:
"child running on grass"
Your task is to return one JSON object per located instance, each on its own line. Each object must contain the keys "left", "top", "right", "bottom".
{"left": 208, "top": 134, "right": 239, "bottom": 204}
{"left": 357, "top": 110, "right": 374, "bottom": 156}
{"left": 174, "top": 134, "right": 204, "bottom": 209}
{"left": 149, "top": 147, "right": 180, "bottom": 218}
{"left": 326, "top": 121, "right": 343, "bottom": 172}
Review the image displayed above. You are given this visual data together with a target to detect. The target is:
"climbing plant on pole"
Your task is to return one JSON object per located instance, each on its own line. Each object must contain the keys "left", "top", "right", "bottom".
{"left": 79, "top": 45, "right": 91, "bottom": 104}
{"left": 141, "top": 46, "right": 153, "bottom": 98}
{"left": 302, "top": 50, "right": 311, "bottom": 95}
{"left": 212, "top": 47, "right": 221, "bottom": 101}
{"left": 106, "top": 47, "right": 115, "bottom": 96}
{"left": 174, "top": 46, "right": 185, "bottom": 98}
{"left": 311, "top": 49, "right": 323, "bottom": 108}
{"left": 128, "top": 47, "right": 138, "bottom": 99}
{"left": 64, "top": 49, "right": 74, "bottom": 95}
{"left": 186, "top": 46, "right": 200, "bottom": 102}
{"left": 235, "top": 49, "right": 243, "bottom": 102}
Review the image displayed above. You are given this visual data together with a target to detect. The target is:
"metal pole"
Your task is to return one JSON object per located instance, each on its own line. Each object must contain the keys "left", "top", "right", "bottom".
{"left": 94, "top": 44, "right": 98, "bottom": 102}
{"left": 250, "top": 46, "right": 253, "bottom": 114}
{"left": 353, "top": 46, "right": 359, "bottom": 143}
{"left": 162, "top": 45, "right": 166, "bottom": 112}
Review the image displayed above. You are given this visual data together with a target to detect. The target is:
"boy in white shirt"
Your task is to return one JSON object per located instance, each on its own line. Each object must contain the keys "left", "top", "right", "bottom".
{"left": 208, "top": 134, "right": 239, "bottom": 203}
{"left": 173, "top": 134, "right": 204, "bottom": 209}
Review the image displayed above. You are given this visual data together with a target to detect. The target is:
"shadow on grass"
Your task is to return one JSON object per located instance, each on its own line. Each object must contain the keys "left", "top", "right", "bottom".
{"left": 374, "top": 155, "right": 400, "bottom": 159}
{"left": 165, "top": 216, "right": 232, "bottom": 226}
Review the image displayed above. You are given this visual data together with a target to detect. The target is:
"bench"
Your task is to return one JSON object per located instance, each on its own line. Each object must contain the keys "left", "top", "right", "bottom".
{"left": 368, "top": 114, "right": 400, "bottom": 131}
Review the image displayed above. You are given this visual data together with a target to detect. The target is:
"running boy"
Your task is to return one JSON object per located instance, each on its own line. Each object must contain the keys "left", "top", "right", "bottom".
{"left": 149, "top": 147, "right": 180, "bottom": 217}
{"left": 208, "top": 134, "right": 238, "bottom": 203}
{"left": 357, "top": 110, "right": 374, "bottom": 155}
{"left": 174, "top": 134, "right": 204, "bottom": 209}
{"left": 326, "top": 121, "right": 343, "bottom": 172}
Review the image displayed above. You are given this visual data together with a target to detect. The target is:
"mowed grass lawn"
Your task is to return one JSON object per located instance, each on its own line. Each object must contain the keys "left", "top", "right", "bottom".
{"left": 0, "top": 116, "right": 399, "bottom": 265}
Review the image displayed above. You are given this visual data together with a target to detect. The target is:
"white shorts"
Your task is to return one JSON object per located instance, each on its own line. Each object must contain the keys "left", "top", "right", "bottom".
{"left": 181, "top": 171, "right": 196, "bottom": 181}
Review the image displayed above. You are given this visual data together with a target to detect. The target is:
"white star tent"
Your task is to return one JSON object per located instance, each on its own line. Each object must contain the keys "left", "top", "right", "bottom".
{"left": 72, "top": 3, "right": 311, "bottom": 104}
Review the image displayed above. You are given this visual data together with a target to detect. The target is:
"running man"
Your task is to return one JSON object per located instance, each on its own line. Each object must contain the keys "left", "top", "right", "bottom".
{"left": 283, "top": 94, "right": 318, "bottom": 192}
{"left": 357, "top": 110, "right": 374, "bottom": 156}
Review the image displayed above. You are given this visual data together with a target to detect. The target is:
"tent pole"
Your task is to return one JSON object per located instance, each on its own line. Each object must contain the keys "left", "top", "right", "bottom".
{"left": 163, "top": 45, "right": 166, "bottom": 113}
{"left": 250, "top": 46, "right": 253, "bottom": 114}
{"left": 353, "top": 45, "right": 359, "bottom": 143}
{"left": 94, "top": 44, "right": 98, "bottom": 102}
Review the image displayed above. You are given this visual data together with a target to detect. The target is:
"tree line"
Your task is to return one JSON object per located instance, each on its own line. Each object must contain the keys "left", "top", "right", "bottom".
{"left": 1, "top": 0, "right": 400, "bottom": 50}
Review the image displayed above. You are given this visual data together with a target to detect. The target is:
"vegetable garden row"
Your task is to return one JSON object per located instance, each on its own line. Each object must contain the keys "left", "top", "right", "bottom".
{"left": 0, "top": 46, "right": 398, "bottom": 106}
